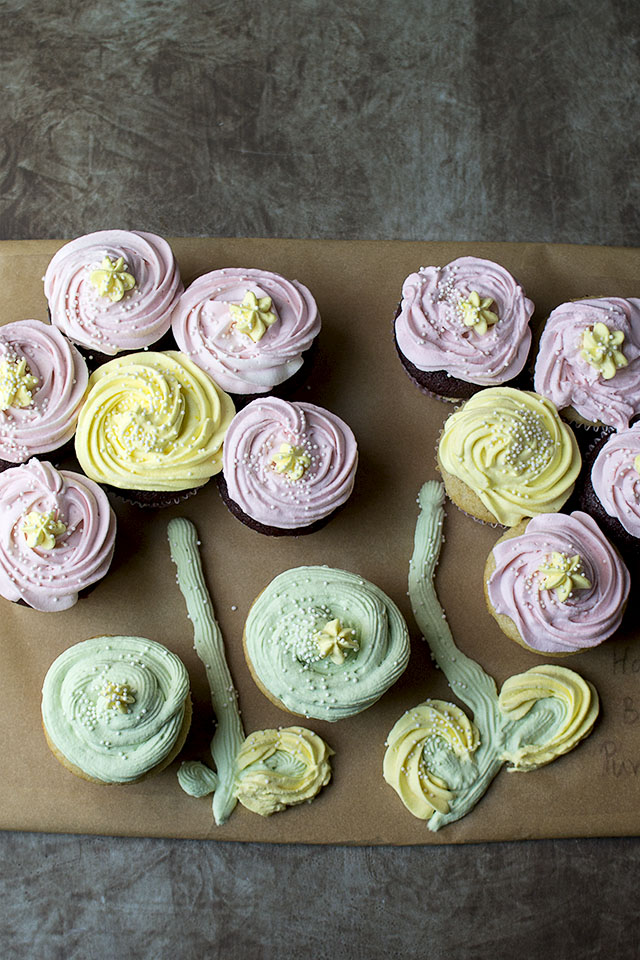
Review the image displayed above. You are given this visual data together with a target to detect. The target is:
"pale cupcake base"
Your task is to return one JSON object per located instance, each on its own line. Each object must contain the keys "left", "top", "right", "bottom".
{"left": 242, "top": 619, "right": 308, "bottom": 719}
{"left": 43, "top": 696, "right": 193, "bottom": 784}
{"left": 436, "top": 452, "right": 504, "bottom": 526}
{"left": 483, "top": 522, "right": 577, "bottom": 657}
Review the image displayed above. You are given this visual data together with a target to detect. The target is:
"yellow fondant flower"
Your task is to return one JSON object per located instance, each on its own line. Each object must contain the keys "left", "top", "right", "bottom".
{"left": 537, "top": 552, "right": 591, "bottom": 603}
{"left": 89, "top": 256, "right": 136, "bottom": 302}
{"left": 458, "top": 291, "right": 499, "bottom": 336}
{"left": 580, "top": 322, "right": 628, "bottom": 380}
{"left": 229, "top": 290, "right": 277, "bottom": 342}
{"left": 314, "top": 619, "right": 359, "bottom": 665}
{"left": 0, "top": 355, "right": 39, "bottom": 411}
{"left": 100, "top": 681, "right": 136, "bottom": 714}
{"left": 21, "top": 510, "right": 66, "bottom": 550}
{"left": 270, "top": 442, "right": 311, "bottom": 480}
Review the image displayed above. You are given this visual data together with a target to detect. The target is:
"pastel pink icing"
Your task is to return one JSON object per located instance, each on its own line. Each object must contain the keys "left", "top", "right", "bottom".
{"left": 222, "top": 397, "right": 357, "bottom": 528}
{"left": 171, "top": 268, "right": 320, "bottom": 394}
{"left": 0, "top": 459, "right": 116, "bottom": 612}
{"left": 487, "top": 511, "right": 630, "bottom": 654}
{"left": 394, "top": 257, "right": 533, "bottom": 384}
{"left": 534, "top": 298, "right": 640, "bottom": 429}
{"left": 0, "top": 319, "right": 88, "bottom": 463}
{"left": 591, "top": 424, "right": 640, "bottom": 537}
{"left": 44, "top": 230, "right": 183, "bottom": 355}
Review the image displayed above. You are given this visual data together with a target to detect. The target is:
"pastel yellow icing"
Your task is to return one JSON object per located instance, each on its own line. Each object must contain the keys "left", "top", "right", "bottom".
{"left": 229, "top": 290, "right": 277, "bottom": 342}
{"left": 459, "top": 291, "right": 498, "bottom": 336}
{"left": 580, "top": 322, "right": 627, "bottom": 379}
{"left": 0, "top": 355, "right": 38, "bottom": 410}
{"left": 438, "top": 387, "right": 581, "bottom": 526}
{"left": 21, "top": 510, "right": 66, "bottom": 549}
{"left": 100, "top": 681, "right": 136, "bottom": 714}
{"left": 537, "top": 552, "right": 591, "bottom": 602}
{"left": 89, "top": 255, "right": 136, "bottom": 302}
{"left": 270, "top": 442, "right": 311, "bottom": 480}
{"left": 313, "top": 618, "right": 359, "bottom": 665}
{"left": 75, "top": 352, "right": 235, "bottom": 492}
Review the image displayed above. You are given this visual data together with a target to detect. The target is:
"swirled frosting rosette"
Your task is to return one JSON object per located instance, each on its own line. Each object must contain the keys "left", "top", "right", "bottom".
{"left": 534, "top": 298, "right": 640, "bottom": 429}
{"left": 44, "top": 230, "right": 183, "bottom": 355}
{"left": 41, "top": 635, "right": 190, "bottom": 783}
{"left": 0, "top": 319, "right": 88, "bottom": 463}
{"left": 221, "top": 397, "right": 358, "bottom": 532}
{"left": 74, "top": 351, "right": 235, "bottom": 494}
{"left": 171, "top": 267, "right": 320, "bottom": 395}
{"left": 437, "top": 387, "right": 581, "bottom": 525}
{"left": 486, "top": 511, "right": 630, "bottom": 655}
{"left": 591, "top": 424, "right": 640, "bottom": 538}
{"left": 395, "top": 257, "right": 533, "bottom": 392}
{"left": 243, "top": 566, "right": 410, "bottom": 721}
{"left": 0, "top": 459, "right": 116, "bottom": 611}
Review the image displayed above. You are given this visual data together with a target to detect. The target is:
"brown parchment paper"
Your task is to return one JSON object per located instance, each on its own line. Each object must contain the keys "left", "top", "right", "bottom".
{"left": 1, "top": 238, "right": 639, "bottom": 845}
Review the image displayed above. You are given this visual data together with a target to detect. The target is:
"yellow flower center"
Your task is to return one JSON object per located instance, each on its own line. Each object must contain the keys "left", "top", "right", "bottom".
{"left": 270, "top": 442, "right": 311, "bottom": 481}
{"left": 313, "top": 618, "right": 359, "bottom": 665}
{"left": 580, "top": 322, "right": 628, "bottom": 380}
{"left": 89, "top": 256, "right": 136, "bottom": 302}
{"left": 458, "top": 290, "right": 499, "bottom": 336}
{"left": 21, "top": 510, "right": 66, "bottom": 550}
{"left": 537, "top": 552, "right": 591, "bottom": 603}
{"left": 228, "top": 290, "right": 277, "bottom": 342}
{"left": 0, "top": 355, "right": 39, "bottom": 411}
{"left": 100, "top": 681, "right": 136, "bottom": 713}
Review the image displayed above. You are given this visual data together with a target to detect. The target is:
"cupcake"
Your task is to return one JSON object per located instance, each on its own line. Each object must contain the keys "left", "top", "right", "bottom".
{"left": 0, "top": 319, "right": 88, "bottom": 467}
{"left": 0, "top": 458, "right": 116, "bottom": 611}
{"left": 534, "top": 297, "right": 640, "bottom": 431}
{"left": 394, "top": 257, "right": 534, "bottom": 401}
{"left": 484, "top": 511, "right": 630, "bottom": 655}
{"left": 437, "top": 387, "right": 581, "bottom": 526}
{"left": 74, "top": 351, "right": 235, "bottom": 507}
{"left": 219, "top": 397, "right": 358, "bottom": 536}
{"left": 44, "top": 230, "right": 183, "bottom": 360}
{"left": 170, "top": 267, "right": 320, "bottom": 399}
{"left": 243, "top": 566, "right": 410, "bottom": 721}
{"left": 580, "top": 424, "right": 640, "bottom": 551}
{"left": 41, "top": 635, "right": 191, "bottom": 783}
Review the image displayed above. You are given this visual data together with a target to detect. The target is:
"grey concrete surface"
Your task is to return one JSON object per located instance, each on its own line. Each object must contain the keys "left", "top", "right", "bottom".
{"left": 1, "top": 1, "right": 640, "bottom": 958}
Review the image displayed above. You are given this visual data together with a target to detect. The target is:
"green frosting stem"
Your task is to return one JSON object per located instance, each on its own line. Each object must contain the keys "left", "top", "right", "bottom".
{"left": 168, "top": 517, "right": 246, "bottom": 825}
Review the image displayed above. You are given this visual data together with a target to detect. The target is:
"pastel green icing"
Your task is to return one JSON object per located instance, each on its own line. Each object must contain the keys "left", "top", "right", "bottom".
{"left": 168, "top": 517, "right": 245, "bottom": 825}
{"left": 383, "top": 481, "right": 599, "bottom": 831}
{"left": 244, "top": 566, "right": 410, "bottom": 721}
{"left": 41, "top": 635, "right": 189, "bottom": 784}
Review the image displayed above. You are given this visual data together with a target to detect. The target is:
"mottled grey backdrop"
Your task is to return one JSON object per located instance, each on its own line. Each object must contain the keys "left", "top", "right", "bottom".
{"left": 1, "top": 0, "right": 640, "bottom": 958}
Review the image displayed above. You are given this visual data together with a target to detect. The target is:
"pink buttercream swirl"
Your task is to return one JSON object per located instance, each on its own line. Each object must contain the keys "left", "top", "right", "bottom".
{"left": 44, "top": 230, "right": 183, "bottom": 355}
{"left": 171, "top": 268, "right": 320, "bottom": 394}
{"left": 0, "top": 319, "right": 88, "bottom": 463}
{"left": 0, "top": 459, "right": 116, "bottom": 612}
{"left": 591, "top": 424, "right": 640, "bottom": 538}
{"left": 487, "top": 511, "right": 629, "bottom": 654}
{"left": 394, "top": 257, "right": 533, "bottom": 385}
{"left": 222, "top": 398, "right": 357, "bottom": 528}
{"left": 534, "top": 298, "right": 640, "bottom": 429}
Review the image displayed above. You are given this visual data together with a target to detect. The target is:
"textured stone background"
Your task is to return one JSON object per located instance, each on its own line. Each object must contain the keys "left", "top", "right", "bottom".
{"left": 1, "top": 0, "right": 640, "bottom": 958}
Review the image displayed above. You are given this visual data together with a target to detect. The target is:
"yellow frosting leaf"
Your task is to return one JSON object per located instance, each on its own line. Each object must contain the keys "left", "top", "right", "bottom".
{"left": 313, "top": 618, "right": 359, "bottom": 665}
{"left": 21, "top": 510, "right": 66, "bottom": 550}
{"left": 0, "top": 355, "right": 39, "bottom": 410}
{"left": 537, "top": 552, "right": 591, "bottom": 603}
{"left": 459, "top": 290, "right": 499, "bottom": 336}
{"left": 270, "top": 442, "right": 311, "bottom": 480}
{"left": 229, "top": 290, "right": 277, "bottom": 342}
{"left": 580, "top": 322, "right": 628, "bottom": 379}
{"left": 90, "top": 255, "right": 136, "bottom": 302}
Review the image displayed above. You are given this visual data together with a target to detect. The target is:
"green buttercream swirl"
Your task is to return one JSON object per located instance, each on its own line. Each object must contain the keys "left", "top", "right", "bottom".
{"left": 244, "top": 566, "right": 410, "bottom": 721}
{"left": 41, "top": 635, "right": 189, "bottom": 784}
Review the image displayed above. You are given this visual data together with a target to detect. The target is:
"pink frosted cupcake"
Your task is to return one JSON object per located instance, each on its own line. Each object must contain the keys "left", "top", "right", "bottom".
{"left": 394, "top": 257, "right": 534, "bottom": 401}
{"left": 579, "top": 424, "right": 640, "bottom": 551}
{"left": 534, "top": 297, "right": 640, "bottom": 430}
{"left": 484, "top": 511, "right": 630, "bottom": 655}
{"left": 171, "top": 267, "right": 320, "bottom": 399}
{"left": 0, "top": 459, "right": 116, "bottom": 611}
{"left": 219, "top": 397, "right": 358, "bottom": 535}
{"left": 0, "top": 319, "right": 88, "bottom": 467}
{"left": 44, "top": 230, "right": 183, "bottom": 359}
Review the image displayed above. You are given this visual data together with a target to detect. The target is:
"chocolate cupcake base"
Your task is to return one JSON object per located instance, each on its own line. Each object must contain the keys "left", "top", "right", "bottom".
{"left": 217, "top": 473, "right": 339, "bottom": 537}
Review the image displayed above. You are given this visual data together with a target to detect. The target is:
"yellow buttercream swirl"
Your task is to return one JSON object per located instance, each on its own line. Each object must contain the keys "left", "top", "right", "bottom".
{"left": 234, "top": 726, "right": 333, "bottom": 816}
{"left": 75, "top": 351, "right": 235, "bottom": 492}
{"left": 459, "top": 290, "right": 499, "bottom": 336}
{"left": 383, "top": 700, "right": 480, "bottom": 820}
{"left": 89, "top": 255, "right": 136, "bottom": 302}
{"left": 0, "top": 355, "right": 39, "bottom": 410}
{"left": 21, "top": 510, "right": 66, "bottom": 549}
{"left": 229, "top": 290, "right": 277, "bottom": 342}
{"left": 313, "top": 618, "right": 359, "bottom": 665}
{"left": 438, "top": 387, "right": 581, "bottom": 526}
{"left": 537, "top": 552, "right": 591, "bottom": 602}
{"left": 100, "top": 681, "right": 136, "bottom": 714}
{"left": 580, "top": 322, "right": 628, "bottom": 380}
{"left": 270, "top": 442, "right": 311, "bottom": 480}
{"left": 498, "top": 665, "right": 599, "bottom": 771}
